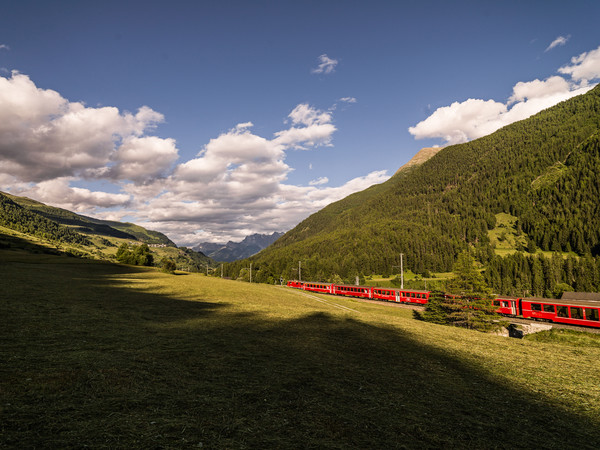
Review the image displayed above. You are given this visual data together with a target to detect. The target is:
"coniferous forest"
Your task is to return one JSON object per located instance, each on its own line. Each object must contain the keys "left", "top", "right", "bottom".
{"left": 225, "top": 85, "right": 600, "bottom": 296}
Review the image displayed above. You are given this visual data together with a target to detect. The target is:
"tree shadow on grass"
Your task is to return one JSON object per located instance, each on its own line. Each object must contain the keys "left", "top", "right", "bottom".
{"left": 1, "top": 252, "right": 599, "bottom": 449}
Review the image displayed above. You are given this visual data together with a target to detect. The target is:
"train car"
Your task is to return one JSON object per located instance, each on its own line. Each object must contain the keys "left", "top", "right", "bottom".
{"left": 399, "top": 289, "right": 430, "bottom": 305}
{"left": 287, "top": 280, "right": 304, "bottom": 289}
{"left": 493, "top": 297, "right": 521, "bottom": 316}
{"left": 521, "top": 297, "right": 600, "bottom": 328}
{"left": 372, "top": 288, "right": 430, "bottom": 305}
{"left": 302, "top": 282, "right": 334, "bottom": 294}
{"left": 493, "top": 293, "right": 600, "bottom": 328}
{"left": 333, "top": 284, "right": 373, "bottom": 299}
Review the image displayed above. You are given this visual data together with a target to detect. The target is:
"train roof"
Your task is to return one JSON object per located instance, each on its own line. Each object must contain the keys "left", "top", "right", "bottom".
{"left": 561, "top": 292, "right": 600, "bottom": 302}
{"left": 333, "top": 284, "right": 428, "bottom": 292}
{"left": 335, "top": 284, "right": 372, "bottom": 289}
{"left": 372, "top": 287, "right": 430, "bottom": 293}
{"left": 523, "top": 296, "right": 600, "bottom": 308}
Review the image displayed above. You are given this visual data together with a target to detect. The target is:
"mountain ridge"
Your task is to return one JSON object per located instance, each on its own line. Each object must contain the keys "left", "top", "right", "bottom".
{"left": 0, "top": 191, "right": 211, "bottom": 271}
{"left": 195, "top": 232, "right": 284, "bottom": 262}
{"left": 226, "top": 84, "right": 600, "bottom": 286}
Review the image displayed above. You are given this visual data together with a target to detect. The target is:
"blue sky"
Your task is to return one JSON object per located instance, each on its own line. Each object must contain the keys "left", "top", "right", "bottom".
{"left": 1, "top": 0, "right": 599, "bottom": 245}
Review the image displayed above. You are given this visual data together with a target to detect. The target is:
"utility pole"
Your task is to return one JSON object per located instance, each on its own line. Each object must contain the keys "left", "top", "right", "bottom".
{"left": 250, "top": 262, "right": 252, "bottom": 283}
{"left": 299, "top": 260, "right": 301, "bottom": 282}
{"left": 392, "top": 253, "right": 404, "bottom": 290}
{"left": 221, "top": 263, "right": 223, "bottom": 278}
{"left": 401, "top": 253, "right": 404, "bottom": 290}
{"left": 206, "top": 263, "right": 209, "bottom": 276}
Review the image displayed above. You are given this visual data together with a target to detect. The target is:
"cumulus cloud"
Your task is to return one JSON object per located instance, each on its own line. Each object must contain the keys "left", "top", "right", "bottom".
{"left": 0, "top": 44, "right": 9, "bottom": 50}
{"left": 409, "top": 45, "right": 600, "bottom": 145}
{"left": 274, "top": 103, "right": 336, "bottom": 149}
{"left": 558, "top": 45, "right": 600, "bottom": 83}
{"left": 309, "top": 177, "right": 329, "bottom": 186}
{"left": 108, "top": 136, "right": 179, "bottom": 183}
{"left": 11, "top": 178, "right": 131, "bottom": 213}
{"left": 311, "top": 54, "right": 338, "bottom": 75}
{"left": 0, "top": 71, "right": 384, "bottom": 245}
{"left": 408, "top": 98, "right": 507, "bottom": 145}
{"left": 117, "top": 104, "right": 386, "bottom": 245}
{"left": 138, "top": 169, "right": 390, "bottom": 245}
{"left": 0, "top": 72, "right": 174, "bottom": 183}
{"left": 545, "top": 35, "right": 570, "bottom": 52}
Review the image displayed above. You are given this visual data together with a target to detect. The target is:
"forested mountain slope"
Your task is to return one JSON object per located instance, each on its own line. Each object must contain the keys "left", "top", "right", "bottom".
{"left": 228, "top": 85, "right": 600, "bottom": 282}
{"left": 2, "top": 192, "right": 175, "bottom": 246}
{"left": 0, "top": 193, "right": 92, "bottom": 246}
{"left": 0, "top": 191, "right": 211, "bottom": 271}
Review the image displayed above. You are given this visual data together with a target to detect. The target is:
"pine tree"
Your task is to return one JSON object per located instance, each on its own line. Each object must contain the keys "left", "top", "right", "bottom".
{"left": 424, "top": 251, "right": 501, "bottom": 331}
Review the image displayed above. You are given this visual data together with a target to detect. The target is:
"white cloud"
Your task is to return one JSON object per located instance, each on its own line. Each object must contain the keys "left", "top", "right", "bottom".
{"left": 309, "top": 177, "right": 329, "bottom": 186}
{"left": 109, "top": 136, "right": 179, "bottom": 183}
{"left": 0, "top": 72, "right": 172, "bottom": 183}
{"left": 0, "top": 44, "right": 9, "bottom": 51}
{"left": 558, "top": 45, "right": 600, "bottom": 83}
{"left": 408, "top": 98, "right": 507, "bottom": 145}
{"left": 339, "top": 97, "right": 357, "bottom": 103}
{"left": 287, "top": 103, "right": 332, "bottom": 126}
{"left": 409, "top": 45, "right": 600, "bottom": 145}
{"left": 311, "top": 54, "right": 338, "bottom": 75}
{"left": 545, "top": 35, "right": 570, "bottom": 52}
{"left": 0, "top": 71, "right": 385, "bottom": 245}
{"left": 509, "top": 76, "right": 571, "bottom": 103}
{"left": 117, "top": 105, "right": 386, "bottom": 245}
{"left": 274, "top": 104, "right": 336, "bottom": 149}
{"left": 13, "top": 178, "right": 131, "bottom": 213}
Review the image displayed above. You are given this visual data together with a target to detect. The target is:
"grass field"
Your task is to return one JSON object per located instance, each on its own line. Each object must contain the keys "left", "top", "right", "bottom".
{"left": 2, "top": 246, "right": 600, "bottom": 448}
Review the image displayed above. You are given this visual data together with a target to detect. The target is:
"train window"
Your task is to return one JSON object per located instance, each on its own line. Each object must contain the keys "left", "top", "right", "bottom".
{"left": 502, "top": 301, "right": 509, "bottom": 308}
{"left": 585, "top": 308, "right": 599, "bottom": 321}
{"left": 543, "top": 304, "right": 555, "bottom": 313}
{"left": 493, "top": 300, "right": 500, "bottom": 306}
{"left": 570, "top": 307, "right": 583, "bottom": 320}
{"left": 531, "top": 303, "right": 542, "bottom": 311}
{"left": 557, "top": 306, "right": 568, "bottom": 318}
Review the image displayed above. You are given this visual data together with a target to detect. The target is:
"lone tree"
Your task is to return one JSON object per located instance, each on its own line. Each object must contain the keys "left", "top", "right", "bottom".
{"left": 416, "top": 251, "right": 501, "bottom": 331}
{"left": 116, "top": 243, "right": 154, "bottom": 267}
{"left": 160, "top": 257, "right": 177, "bottom": 274}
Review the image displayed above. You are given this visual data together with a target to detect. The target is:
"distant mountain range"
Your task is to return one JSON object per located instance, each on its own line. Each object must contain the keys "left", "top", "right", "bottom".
{"left": 194, "top": 232, "right": 284, "bottom": 262}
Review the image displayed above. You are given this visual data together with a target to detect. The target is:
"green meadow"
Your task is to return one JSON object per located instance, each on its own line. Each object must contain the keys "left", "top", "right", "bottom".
{"left": 1, "top": 245, "right": 600, "bottom": 448}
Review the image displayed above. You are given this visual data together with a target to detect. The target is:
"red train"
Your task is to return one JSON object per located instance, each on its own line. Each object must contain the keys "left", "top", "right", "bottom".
{"left": 494, "top": 293, "right": 600, "bottom": 328}
{"left": 287, "top": 280, "right": 600, "bottom": 328}
{"left": 287, "top": 280, "right": 430, "bottom": 305}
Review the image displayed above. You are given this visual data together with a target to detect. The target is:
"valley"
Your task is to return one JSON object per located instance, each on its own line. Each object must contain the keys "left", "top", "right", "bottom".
{"left": 1, "top": 248, "right": 599, "bottom": 448}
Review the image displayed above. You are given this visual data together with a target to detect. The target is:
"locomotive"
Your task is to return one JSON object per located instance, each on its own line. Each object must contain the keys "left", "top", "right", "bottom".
{"left": 287, "top": 280, "right": 600, "bottom": 329}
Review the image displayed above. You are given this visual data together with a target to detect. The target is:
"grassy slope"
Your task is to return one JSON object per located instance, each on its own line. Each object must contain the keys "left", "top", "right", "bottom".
{"left": 2, "top": 191, "right": 175, "bottom": 245}
{"left": 0, "top": 191, "right": 211, "bottom": 270}
{"left": 1, "top": 249, "right": 599, "bottom": 448}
